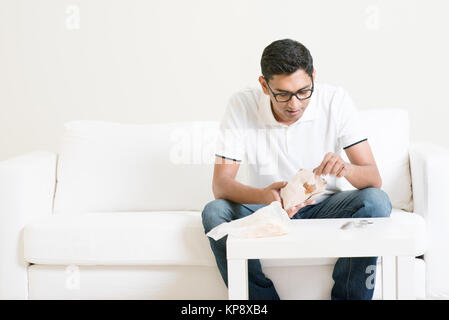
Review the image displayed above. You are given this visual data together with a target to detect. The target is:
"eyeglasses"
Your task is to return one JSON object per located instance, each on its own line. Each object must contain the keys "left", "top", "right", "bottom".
{"left": 264, "top": 77, "right": 314, "bottom": 103}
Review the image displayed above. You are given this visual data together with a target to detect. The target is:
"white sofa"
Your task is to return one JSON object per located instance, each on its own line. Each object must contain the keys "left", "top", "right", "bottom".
{"left": 1, "top": 108, "right": 448, "bottom": 300}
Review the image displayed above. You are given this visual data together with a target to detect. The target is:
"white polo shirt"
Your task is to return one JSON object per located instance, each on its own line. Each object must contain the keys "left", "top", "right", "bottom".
{"left": 215, "top": 83, "right": 367, "bottom": 204}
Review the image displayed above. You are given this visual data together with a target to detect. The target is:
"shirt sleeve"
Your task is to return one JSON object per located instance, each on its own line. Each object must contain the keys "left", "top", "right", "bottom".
{"left": 335, "top": 88, "right": 368, "bottom": 150}
{"left": 215, "top": 94, "right": 246, "bottom": 162}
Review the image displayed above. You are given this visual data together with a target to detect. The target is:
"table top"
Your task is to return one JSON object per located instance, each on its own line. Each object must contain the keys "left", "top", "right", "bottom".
{"left": 227, "top": 210, "right": 427, "bottom": 260}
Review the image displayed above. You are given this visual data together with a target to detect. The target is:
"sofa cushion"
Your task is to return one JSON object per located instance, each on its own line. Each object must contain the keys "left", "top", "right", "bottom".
{"left": 24, "top": 211, "right": 216, "bottom": 266}
{"left": 23, "top": 209, "right": 408, "bottom": 267}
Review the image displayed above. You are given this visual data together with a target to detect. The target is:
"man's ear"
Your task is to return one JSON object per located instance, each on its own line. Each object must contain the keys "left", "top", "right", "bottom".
{"left": 312, "top": 69, "right": 316, "bottom": 82}
{"left": 258, "top": 76, "right": 269, "bottom": 95}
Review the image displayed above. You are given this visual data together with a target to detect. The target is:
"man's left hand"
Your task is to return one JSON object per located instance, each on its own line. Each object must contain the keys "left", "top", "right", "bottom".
{"left": 313, "top": 152, "right": 352, "bottom": 178}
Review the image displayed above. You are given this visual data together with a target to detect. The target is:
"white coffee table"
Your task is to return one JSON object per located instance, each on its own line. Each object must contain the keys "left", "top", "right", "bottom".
{"left": 226, "top": 211, "right": 427, "bottom": 300}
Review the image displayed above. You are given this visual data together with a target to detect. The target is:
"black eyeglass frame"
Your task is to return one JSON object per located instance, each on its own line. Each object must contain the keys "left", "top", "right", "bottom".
{"left": 264, "top": 76, "right": 314, "bottom": 103}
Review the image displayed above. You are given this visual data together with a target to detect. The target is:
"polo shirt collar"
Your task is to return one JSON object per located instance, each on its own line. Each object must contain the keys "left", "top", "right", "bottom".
{"left": 258, "top": 89, "right": 318, "bottom": 128}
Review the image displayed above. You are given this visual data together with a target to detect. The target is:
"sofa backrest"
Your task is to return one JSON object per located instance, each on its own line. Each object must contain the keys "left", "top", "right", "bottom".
{"left": 337, "top": 108, "right": 413, "bottom": 212}
{"left": 53, "top": 108, "right": 413, "bottom": 215}
{"left": 53, "top": 121, "right": 219, "bottom": 214}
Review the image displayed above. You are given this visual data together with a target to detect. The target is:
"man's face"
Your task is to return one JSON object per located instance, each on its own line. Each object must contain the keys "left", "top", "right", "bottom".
{"left": 259, "top": 69, "right": 315, "bottom": 126}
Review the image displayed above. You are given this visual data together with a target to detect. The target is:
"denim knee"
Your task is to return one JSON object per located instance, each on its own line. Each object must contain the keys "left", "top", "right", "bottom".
{"left": 359, "top": 187, "right": 392, "bottom": 218}
{"left": 201, "top": 199, "right": 233, "bottom": 233}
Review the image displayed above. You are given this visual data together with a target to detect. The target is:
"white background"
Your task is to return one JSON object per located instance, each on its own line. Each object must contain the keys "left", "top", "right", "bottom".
{"left": 0, "top": 0, "right": 448, "bottom": 160}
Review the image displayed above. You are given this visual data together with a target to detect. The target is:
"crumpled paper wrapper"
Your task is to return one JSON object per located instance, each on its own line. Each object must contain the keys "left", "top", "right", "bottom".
{"left": 206, "top": 201, "right": 291, "bottom": 240}
{"left": 280, "top": 168, "right": 327, "bottom": 211}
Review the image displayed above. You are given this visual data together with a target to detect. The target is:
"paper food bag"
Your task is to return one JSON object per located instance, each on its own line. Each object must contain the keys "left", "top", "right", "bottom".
{"left": 280, "top": 168, "right": 327, "bottom": 211}
{"left": 206, "top": 201, "right": 291, "bottom": 241}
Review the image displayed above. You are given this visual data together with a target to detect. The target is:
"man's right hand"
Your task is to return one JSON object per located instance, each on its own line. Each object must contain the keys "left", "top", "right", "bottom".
{"left": 260, "top": 181, "right": 288, "bottom": 205}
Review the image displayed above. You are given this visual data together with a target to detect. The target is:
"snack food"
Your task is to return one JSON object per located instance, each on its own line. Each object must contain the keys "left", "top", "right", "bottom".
{"left": 280, "top": 168, "right": 327, "bottom": 210}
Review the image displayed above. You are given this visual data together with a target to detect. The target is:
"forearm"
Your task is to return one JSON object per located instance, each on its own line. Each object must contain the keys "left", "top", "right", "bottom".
{"left": 345, "top": 163, "right": 382, "bottom": 189}
{"left": 213, "top": 177, "right": 263, "bottom": 204}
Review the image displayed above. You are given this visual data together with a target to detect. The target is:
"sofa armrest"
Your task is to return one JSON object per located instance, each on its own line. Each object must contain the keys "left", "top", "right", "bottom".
{"left": 409, "top": 142, "right": 449, "bottom": 299}
{"left": 0, "top": 151, "right": 57, "bottom": 299}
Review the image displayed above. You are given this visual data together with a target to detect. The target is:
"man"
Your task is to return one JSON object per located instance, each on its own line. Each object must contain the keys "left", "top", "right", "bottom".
{"left": 201, "top": 39, "right": 392, "bottom": 300}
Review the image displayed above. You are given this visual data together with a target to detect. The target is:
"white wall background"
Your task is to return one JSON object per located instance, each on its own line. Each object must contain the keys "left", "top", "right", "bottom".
{"left": 0, "top": 0, "right": 448, "bottom": 160}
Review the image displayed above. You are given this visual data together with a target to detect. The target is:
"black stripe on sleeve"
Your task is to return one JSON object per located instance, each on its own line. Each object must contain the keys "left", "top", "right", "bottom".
{"left": 215, "top": 154, "right": 242, "bottom": 162}
{"left": 343, "top": 138, "right": 368, "bottom": 150}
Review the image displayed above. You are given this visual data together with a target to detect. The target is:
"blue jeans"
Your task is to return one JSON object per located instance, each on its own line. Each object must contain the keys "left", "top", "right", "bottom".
{"left": 201, "top": 187, "right": 392, "bottom": 300}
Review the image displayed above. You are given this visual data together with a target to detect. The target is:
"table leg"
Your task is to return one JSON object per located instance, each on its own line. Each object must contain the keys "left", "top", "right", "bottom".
{"left": 397, "top": 256, "right": 415, "bottom": 300}
{"left": 381, "top": 256, "right": 396, "bottom": 300}
{"left": 227, "top": 259, "right": 248, "bottom": 300}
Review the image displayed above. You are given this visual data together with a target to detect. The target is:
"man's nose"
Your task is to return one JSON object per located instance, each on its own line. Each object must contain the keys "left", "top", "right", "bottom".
{"left": 288, "top": 95, "right": 303, "bottom": 108}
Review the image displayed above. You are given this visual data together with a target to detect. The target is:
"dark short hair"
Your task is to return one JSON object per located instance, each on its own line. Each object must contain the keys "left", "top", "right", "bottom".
{"left": 261, "top": 39, "right": 314, "bottom": 81}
